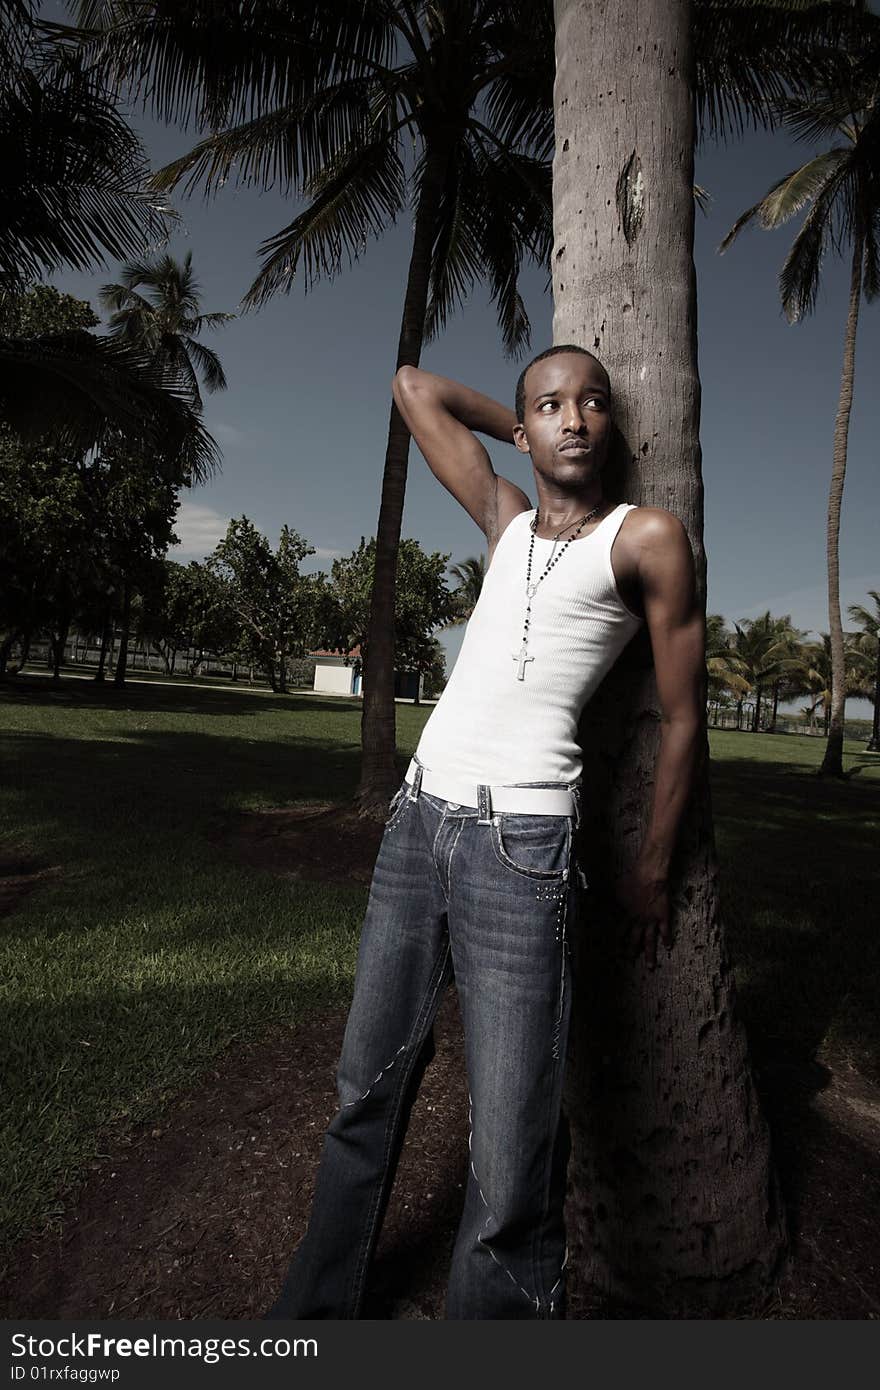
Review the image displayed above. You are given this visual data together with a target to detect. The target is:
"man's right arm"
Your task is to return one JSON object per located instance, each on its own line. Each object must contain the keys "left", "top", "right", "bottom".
{"left": 392, "top": 366, "right": 531, "bottom": 548}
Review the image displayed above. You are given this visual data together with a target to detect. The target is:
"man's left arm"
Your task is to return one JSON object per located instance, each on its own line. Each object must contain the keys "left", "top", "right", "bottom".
{"left": 616, "top": 511, "right": 706, "bottom": 969}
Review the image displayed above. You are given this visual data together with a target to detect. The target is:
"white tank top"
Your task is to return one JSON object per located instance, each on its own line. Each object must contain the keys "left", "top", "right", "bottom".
{"left": 414, "top": 502, "right": 643, "bottom": 785}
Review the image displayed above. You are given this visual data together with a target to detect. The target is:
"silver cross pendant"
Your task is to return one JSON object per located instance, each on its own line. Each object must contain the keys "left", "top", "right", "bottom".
{"left": 512, "top": 644, "right": 534, "bottom": 680}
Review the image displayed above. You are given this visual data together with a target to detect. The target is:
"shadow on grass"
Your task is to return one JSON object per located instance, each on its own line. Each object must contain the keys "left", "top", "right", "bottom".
{"left": 1, "top": 674, "right": 363, "bottom": 721}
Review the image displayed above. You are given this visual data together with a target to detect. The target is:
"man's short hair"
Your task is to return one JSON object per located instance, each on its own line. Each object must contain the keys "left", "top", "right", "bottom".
{"left": 515, "top": 344, "right": 610, "bottom": 424}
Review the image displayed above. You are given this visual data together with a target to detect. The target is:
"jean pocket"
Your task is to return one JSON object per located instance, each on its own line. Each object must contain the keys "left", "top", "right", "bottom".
{"left": 384, "top": 781, "right": 410, "bottom": 830}
{"left": 491, "top": 813, "right": 571, "bottom": 880}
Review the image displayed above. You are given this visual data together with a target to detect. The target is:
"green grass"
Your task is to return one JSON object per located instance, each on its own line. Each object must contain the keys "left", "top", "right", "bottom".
{"left": 0, "top": 680, "right": 877, "bottom": 1254}
{"left": 707, "top": 728, "right": 880, "bottom": 1077}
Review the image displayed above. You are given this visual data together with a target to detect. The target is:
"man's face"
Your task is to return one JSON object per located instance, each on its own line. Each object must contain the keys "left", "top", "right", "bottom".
{"left": 513, "top": 353, "right": 611, "bottom": 488}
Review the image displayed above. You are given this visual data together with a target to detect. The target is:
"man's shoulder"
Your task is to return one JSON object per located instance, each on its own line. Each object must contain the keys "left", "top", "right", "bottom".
{"left": 618, "top": 505, "right": 687, "bottom": 552}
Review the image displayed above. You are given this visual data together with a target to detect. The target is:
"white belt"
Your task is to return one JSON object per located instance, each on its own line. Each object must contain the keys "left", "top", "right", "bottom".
{"left": 405, "top": 758, "right": 578, "bottom": 817}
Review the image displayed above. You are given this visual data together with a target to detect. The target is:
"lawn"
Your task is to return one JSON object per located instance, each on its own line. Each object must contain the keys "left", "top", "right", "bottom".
{"left": 0, "top": 678, "right": 878, "bottom": 1256}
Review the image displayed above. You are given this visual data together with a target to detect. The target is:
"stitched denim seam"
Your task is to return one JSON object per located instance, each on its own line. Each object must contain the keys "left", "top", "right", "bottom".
{"left": 340, "top": 1044, "right": 408, "bottom": 1109}
{"left": 438, "top": 815, "right": 466, "bottom": 900}
{"left": 536, "top": 880, "right": 571, "bottom": 1310}
{"left": 467, "top": 1093, "right": 540, "bottom": 1314}
{"left": 349, "top": 940, "right": 451, "bottom": 1314}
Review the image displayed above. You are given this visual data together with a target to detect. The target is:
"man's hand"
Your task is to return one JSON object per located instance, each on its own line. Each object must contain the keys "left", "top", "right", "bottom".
{"left": 615, "top": 856, "right": 672, "bottom": 969}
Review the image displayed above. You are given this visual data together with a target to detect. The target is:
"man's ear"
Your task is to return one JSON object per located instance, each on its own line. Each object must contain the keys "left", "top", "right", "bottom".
{"left": 512, "top": 423, "right": 530, "bottom": 454}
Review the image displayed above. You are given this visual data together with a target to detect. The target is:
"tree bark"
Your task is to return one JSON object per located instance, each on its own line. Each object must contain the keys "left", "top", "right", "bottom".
{"left": 770, "top": 680, "right": 780, "bottom": 733}
{"left": 51, "top": 619, "right": 70, "bottom": 682}
{"left": 820, "top": 231, "right": 862, "bottom": 776}
{"left": 357, "top": 142, "right": 449, "bottom": 816}
{"left": 114, "top": 583, "right": 131, "bottom": 688}
{"left": 553, "top": 0, "right": 785, "bottom": 1313}
{"left": 95, "top": 616, "right": 111, "bottom": 682}
{"left": 868, "top": 637, "right": 880, "bottom": 752}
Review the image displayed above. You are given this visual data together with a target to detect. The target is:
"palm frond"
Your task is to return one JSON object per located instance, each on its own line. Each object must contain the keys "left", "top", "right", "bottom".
{"left": 694, "top": 0, "right": 875, "bottom": 142}
{"left": 69, "top": 0, "right": 398, "bottom": 132}
{"left": 423, "top": 147, "right": 485, "bottom": 343}
{"left": 779, "top": 158, "right": 856, "bottom": 319}
{"left": 182, "top": 336, "right": 228, "bottom": 394}
{"left": 192, "top": 311, "right": 236, "bottom": 332}
{"left": 0, "top": 43, "right": 170, "bottom": 290}
{"left": 862, "top": 211, "right": 880, "bottom": 301}
{"left": 151, "top": 74, "right": 384, "bottom": 201}
{"left": 0, "top": 331, "right": 220, "bottom": 482}
{"left": 244, "top": 134, "right": 407, "bottom": 306}
{"left": 719, "top": 148, "right": 847, "bottom": 251}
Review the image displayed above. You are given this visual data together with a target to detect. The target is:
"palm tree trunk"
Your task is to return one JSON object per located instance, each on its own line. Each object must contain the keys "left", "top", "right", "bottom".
{"left": 770, "top": 680, "right": 780, "bottom": 733}
{"left": 357, "top": 143, "right": 449, "bottom": 816}
{"left": 553, "top": 0, "right": 784, "bottom": 1312}
{"left": 868, "top": 640, "right": 880, "bottom": 753}
{"left": 752, "top": 684, "right": 762, "bottom": 733}
{"left": 820, "top": 231, "right": 863, "bottom": 777}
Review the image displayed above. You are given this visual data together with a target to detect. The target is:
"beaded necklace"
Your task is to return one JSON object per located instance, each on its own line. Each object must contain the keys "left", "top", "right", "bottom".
{"left": 511, "top": 503, "right": 604, "bottom": 681}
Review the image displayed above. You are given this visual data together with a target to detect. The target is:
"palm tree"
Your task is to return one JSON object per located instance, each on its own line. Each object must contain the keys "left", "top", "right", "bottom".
{"left": 100, "top": 251, "right": 233, "bottom": 409}
{"left": 441, "top": 554, "right": 486, "bottom": 630}
{"left": 71, "top": 0, "right": 556, "bottom": 812}
{"left": 0, "top": 3, "right": 217, "bottom": 476}
{"left": 720, "top": 28, "right": 880, "bottom": 776}
{"left": 848, "top": 589, "right": 880, "bottom": 750}
{"left": 791, "top": 630, "right": 872, "bottom": 736}
{"left": 0, "top": 1, "right": 166, "bottom": 292}
{"left": 705, "top": 612, "right": 750, "bottom": 708}
{"left": 548, "top": 0, "right": 870, "bottom": 1317}
{"left": 730, "top": 611, "right": 808, "bottom": 732}
{"left": 97, "top": 252, "right": 230, "bottom": 687}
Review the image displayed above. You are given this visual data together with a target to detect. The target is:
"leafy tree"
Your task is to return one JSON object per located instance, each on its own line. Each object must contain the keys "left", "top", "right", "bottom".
{"left": 84, "top": 436, "right": 181, "bottom": 686}
{"left": 100, "top": 250, "right": 233, "bottom": 410}
{"left": 209, "top": 517, "right": 325, "bottom": 692}
{"left": 324, "top": 537, "right": 458, "bottom": 693}
{"left": 0, "top": 284, "right": 98, "bottom": 336}
{"left": 0, "top": 428, "right": 91, "bottom": 677}
{"left": 848, "top": 589, "right": 880, "bottom": 751}
{"left": 140, "top": 558, "right": 239, "bottom": 675}
{"left": 441, "top": 554, "right": 487, "bottom": 629}
{"left": 720, "top": 19, "right": 880, "bottom": 774}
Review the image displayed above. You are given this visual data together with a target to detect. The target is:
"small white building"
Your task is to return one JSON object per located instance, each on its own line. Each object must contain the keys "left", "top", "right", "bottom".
{"left": 310, "top": 645, "right": 424, "bottom": 700}
{"left": 311, "top": 647, "right": 361, "bottom": 696}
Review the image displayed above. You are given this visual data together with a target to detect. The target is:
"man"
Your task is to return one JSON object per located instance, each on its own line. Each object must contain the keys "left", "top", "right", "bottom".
{"left": 268, "top": 345, "right": 704, "bottom": 1320}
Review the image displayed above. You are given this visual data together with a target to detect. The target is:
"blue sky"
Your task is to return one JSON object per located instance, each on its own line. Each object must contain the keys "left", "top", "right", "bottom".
{"left": 46, "top": 15, "right": 878, "bottom": 714}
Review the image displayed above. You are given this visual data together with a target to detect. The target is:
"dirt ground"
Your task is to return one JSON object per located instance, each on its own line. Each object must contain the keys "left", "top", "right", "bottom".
{"left": 2, "top": 807, "right": 879, "bottom": 1320}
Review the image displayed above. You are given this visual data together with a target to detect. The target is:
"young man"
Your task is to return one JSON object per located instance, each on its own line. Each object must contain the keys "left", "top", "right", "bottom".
{"left": 268, "top": 345, "right": 705, "bottom": 1320}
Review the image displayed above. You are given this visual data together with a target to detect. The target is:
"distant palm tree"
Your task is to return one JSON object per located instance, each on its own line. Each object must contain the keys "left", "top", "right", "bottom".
{"left": 847, "top": 589, "right": 880, "bottom": 751}
{"left": 441, "top": 555, "right": 486, "bottom": 630}
{"left": 730, "top": 612, "right": 807, "bottom": 732}
{"left": 100, "top": 251, "right": 233, "bottom": 410}
{"left": 705, "top": 612, "right": 750, "bottom": 704}
{"left": 792, "top": 631, "right": 872, "bottom": 738}
{"left": 720, "top": 30, "right": 880, "bottom": 775}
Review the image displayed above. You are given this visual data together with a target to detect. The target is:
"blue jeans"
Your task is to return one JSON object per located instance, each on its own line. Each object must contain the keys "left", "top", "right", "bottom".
{"left": 267, "top": 767, "right": 583, "bottom": 1320}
